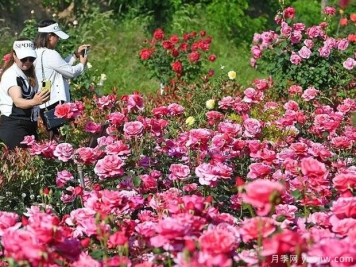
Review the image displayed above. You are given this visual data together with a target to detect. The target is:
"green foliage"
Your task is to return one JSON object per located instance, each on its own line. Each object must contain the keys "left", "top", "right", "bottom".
{"left": 253, "top": 6, "right": 356, "bottom": 100}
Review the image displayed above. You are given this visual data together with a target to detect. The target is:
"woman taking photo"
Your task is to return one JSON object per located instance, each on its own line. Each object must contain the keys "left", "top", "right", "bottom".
{"left": 0, "top": 38, "right": 50, "bottom": 150}
{"left": 34, "top": 19, "right": 89, "bottom": 140}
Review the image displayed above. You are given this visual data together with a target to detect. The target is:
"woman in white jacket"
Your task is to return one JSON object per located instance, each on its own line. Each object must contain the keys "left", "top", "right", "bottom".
{"left": 34, "top": 19, "right": 89, "bottom": 140}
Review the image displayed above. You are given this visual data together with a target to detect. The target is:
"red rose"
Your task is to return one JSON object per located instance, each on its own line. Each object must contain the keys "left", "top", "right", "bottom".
{"left": 73, "top": 186, "right": 83, "bottom": 196}
{"left": 340, "top": 0, "right": 350, "bottom": 8}
{"left": 179, "top": 43, "right": 188, "bottom": 52}
{"left": 54, "top": 103, "right": 71, "bottom": 118}
{"left": 153, "top": 28, "right": 164, "bottom": 40}
{"left": 183, "top": 33, "right": 190, "bottom": 40}
{"left": 208, "top": 69, "right": 214, "bottom": 76}
{"left": 80, "top": 237, "right": 91, "bottom": 248}
{"left": 208, "top": 54, "right": 217, "bottom": 62}
{"left": 200, "top": 30, "right": 206, "bottom": 37}
{"left": 188, "top": 51, "right": 200, "bottom": 62}
{"left": 43, "top": 187, "right": 50, "bottom": 195}
{"left": 171, "top": 61, "right": 183, "bottom": 73}
{"left": 172, "top": 48, "right": 179, "bottom": 57}
{"left": 93, "top": 183, "right": 101, "bottom": 191}
{"left": 162, "top": 40, "right": 173, "bottom": 50}
{"left": 169, "top": 34, "right": 179, "bottom": 44}
{"left": 140, "top": 48, "right": 153, "bottom": 60}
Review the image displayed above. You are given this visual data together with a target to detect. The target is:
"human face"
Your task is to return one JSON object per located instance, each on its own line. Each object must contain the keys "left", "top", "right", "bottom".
{"left": 13, "top": 53, "right": 35, "bottom": 71}
{"left": 48, "top": 33, "right": 60, "bottom": 49}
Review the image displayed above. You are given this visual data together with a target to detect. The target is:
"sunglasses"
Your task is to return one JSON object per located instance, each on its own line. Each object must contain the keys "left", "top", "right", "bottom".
{"left": 20, "top": 57, "right": 35, "bottom": 63}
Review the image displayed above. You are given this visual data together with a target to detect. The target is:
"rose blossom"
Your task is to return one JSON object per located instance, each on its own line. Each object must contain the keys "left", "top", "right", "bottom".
{"left": 243, "top": 118, "right": 262, "bottom": 138}
{"left": 290, "top": 52, "right": 302, "bottom": 65}
{"left": 298, "top": 46, "right": 311, "bottom": 59}
{"left": 251, "top": 46, "right": 262, "bottom": 59}
{"left": 94, "top": 155, "right": 125, "bottom": 179}
{"left": 56, "top": 170, "right": 74, "bottom": 187}
{"left": 343, "top": 58, "right": 356, "bottom": 70}
{"left": 195, "top": 162, "right": 232, "bottom": 186}
{"left": 242, "top": 179, "right": 285, "bottom": 216}
{"left": 53, "top": 143, "right": 74, "bottom": 162}
{"left": 302, "top": 87, "right": 319, "bottom": 101}
{"left": 123, "top": 121, "right": 144, "bottom": 138}
{"left": 169, "top": 164, "right": 190, "bottom": 181}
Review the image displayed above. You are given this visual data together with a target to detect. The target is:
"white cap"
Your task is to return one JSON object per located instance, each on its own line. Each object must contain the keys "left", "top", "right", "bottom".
{"left": 13, "top": 40, "right": 37, "bottom": 59}
{"left": 38, "top": 23, "right": 69, "bottom": 39}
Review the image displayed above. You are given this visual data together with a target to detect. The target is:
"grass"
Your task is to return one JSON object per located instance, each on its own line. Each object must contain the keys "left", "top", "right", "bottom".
{"left": 0, "top": 8, "right": 264, "bottom": 97}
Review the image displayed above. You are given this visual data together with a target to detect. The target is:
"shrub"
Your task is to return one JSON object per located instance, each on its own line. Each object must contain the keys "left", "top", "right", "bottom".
{"left": 138, "top": 28, "right": 217, "bottom": 86}
{"left": 251, "top": 5, "right": 356, "bottom": 102}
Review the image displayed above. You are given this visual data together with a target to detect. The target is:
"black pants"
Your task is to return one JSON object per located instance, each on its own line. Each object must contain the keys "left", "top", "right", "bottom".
{"left": 0, "top": 115, "right": 38, "bottom": 150}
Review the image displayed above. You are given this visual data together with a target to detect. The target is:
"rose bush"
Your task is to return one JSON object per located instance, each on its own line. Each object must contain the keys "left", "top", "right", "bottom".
{"left": 139, "top": 28, "right": 217, "bottom": 87}
{"left": 251, "top": 5, "right": 356, "bottom": 102}
{"left": 1, "top": 4, "right": 356, "bottom": 267}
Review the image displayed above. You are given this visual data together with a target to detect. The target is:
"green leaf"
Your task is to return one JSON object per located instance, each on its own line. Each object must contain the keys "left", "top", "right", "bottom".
{"left": 291, "top": 190, "right": 302, "bottom": 200}
{"left": 132, "top": 176, "right": 142, "bottom": 187}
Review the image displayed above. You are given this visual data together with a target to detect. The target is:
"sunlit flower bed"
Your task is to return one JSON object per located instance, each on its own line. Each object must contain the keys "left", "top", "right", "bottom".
{"left": 0, "top": 75, "right": 356, "bottom": 266}
{"left": 1, "top": 5, "right": 356, "bottom": 267}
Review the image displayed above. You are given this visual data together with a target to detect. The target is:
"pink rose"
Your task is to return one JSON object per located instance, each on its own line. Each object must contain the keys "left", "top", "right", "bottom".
{"left": 195, "top": 162, "right": 232, "bottom": 186}
{"left": 343, "top": 58, "right": 355, "bottom": 70}
{"left": 56, "top": 170, "right": 74, "bottom": 187}
{"left": 243, "top": 118, "right": 262, "bottom": 138}
{"left": 94, "top": 154, "right": 125, "bottom": 179}
{"left": 281, "top": 22, "right": 292, "bottom": 37}
{"left": 318, "top": 46, "right": 331, "bottom": 57}
{"left": 302, "top": 87, "right": 319, "bottom": 101}
{"left": 298, "top": 46, "right": 311, "bottom": 59}
{"left": 290, "top": 30, "right": 302, "bottom": 43}
{"left": 169, "top": 164, "right": 190, "bottom": 180}
{"left": 242, "top": 179, "right": 285, "bottom": 216}
{"left": 3, "top": 53, "right": 11, "bottom": 63}
{"left": 84, "top": 121, "right": 102, "bottom": 133}
{"left": 251, "top": 45, "right": 262, "bottom": 59}
{"left": 123, "top": 121, "right": 144, "bottom": 138}
{"left": 290, "top": 52, "right": 302, "bottom": 65}
{"left": 53, "top": 143, "right": 74, "bottom": 162}
{"left": 0, "top": 212, "right": 20, "bottom": 236}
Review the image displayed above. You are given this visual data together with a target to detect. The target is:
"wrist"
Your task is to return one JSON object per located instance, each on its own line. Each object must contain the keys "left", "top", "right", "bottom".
{"left": 73, "top": 51, "right": 80, "bottom": 58}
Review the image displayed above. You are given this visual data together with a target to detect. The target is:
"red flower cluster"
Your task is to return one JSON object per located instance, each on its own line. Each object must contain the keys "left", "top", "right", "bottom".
{"left": 139, "top": 28, "right": 217, "bottom": 85}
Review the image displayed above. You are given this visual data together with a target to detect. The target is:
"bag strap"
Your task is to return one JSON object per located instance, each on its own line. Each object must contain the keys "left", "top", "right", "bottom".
{"left": 41, "top": 50, "right": 45, "bottom": 81}
{"left": 41, "top": 50, "right": 62, "bottom": 111}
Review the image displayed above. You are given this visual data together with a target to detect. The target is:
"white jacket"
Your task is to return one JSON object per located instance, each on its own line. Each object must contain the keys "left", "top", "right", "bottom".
{"left": 34, "top": 48, "right": 85, "bottom": 109}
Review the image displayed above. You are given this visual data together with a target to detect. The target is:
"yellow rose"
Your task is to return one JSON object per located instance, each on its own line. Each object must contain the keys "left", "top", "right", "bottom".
{"left": 100, "top": 74, "right": 107, "bottom": 81}
{"left": 228, "top": 71, "right": 236, "bottom": 80}
{"left": 206, "top": 99, "right": 215, "bottom": 110}
{"left": 186, "top": 116, "right": 195, "bottom": 126}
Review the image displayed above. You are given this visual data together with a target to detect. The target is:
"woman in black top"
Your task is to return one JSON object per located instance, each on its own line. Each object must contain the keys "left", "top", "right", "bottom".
{"left": 0, "top": 37, "right": 50, "bottom": 150}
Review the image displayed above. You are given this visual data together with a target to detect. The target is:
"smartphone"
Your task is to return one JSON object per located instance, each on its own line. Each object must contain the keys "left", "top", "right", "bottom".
{"left": 41, "top": 80, "right": 51, "bottom": 92}
{"left": 83, "top": 48, "right": 88, "bottom": 57}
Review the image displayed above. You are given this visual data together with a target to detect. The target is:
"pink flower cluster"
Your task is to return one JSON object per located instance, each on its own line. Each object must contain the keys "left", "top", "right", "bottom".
{"left": 8, "top": 80, "right": 356, "bottom": 267}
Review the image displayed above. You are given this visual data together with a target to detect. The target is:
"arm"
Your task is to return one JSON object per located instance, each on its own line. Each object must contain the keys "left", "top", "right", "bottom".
{"left": 46, "top": 50, "right": 86, "bottom": 79}
{"left": 9, "top": 86, "right": 50, "bottom": 109}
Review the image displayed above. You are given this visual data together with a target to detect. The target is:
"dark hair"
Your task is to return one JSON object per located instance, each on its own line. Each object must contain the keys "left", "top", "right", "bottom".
{"left": 0, "top": 37, "right": 36, "bottom": 87}
{"left": 34, "top": 19, "right": 57, "bottom": 49}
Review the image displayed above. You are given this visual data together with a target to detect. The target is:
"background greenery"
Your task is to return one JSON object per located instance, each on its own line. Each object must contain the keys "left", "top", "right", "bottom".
{"left": 0, "top": 0, "right": 355, "bottom": 97}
